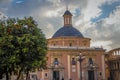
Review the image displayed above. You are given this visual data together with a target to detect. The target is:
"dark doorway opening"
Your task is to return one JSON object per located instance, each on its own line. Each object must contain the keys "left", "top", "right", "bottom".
{"left": 53, "top": 71, "right": 59, "bottom": 80}
{"left": 88, "top": 70, "right": 94, "bottom": 80}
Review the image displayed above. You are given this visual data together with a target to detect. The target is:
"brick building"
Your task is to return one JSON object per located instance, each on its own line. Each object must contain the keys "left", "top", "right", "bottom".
{"left": 35, "top": 9, "right": 106, "bottom": 80}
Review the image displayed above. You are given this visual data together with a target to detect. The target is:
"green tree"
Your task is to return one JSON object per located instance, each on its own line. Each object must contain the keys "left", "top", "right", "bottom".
{"left": 0, "top": 17, "right": 47, "bottom": 80}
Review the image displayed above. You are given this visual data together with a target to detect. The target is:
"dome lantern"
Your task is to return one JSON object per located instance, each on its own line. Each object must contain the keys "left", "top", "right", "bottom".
{"left": 63, "top": 10, "right": 72, "bottom": 26}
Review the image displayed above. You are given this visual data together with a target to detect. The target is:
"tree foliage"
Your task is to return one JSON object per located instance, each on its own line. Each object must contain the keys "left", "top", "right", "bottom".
{"left": 0, "top": 17, "right": 47, "bottom": 80}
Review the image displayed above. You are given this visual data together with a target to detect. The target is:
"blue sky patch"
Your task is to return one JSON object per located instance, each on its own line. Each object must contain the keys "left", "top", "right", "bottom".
{"left": 91, "top": 1, "right": 120, "bottom": 23}
{"left": 74, "top": 8, "right": 81, "bottom": 17}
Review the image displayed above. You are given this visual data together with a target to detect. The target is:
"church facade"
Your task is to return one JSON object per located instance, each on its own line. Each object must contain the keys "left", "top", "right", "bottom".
{"left": 36, "top": 9, "right": 106, "bottom": 80}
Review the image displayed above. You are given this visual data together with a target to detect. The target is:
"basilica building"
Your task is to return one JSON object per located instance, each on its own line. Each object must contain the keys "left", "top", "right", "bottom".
{"left": 36, "top": 9, "right": 106, "bottom": 80}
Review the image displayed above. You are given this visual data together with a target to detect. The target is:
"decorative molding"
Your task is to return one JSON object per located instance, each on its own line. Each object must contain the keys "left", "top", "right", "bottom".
{"left": 51, "top": 53, "right": 62, "bottom": 57}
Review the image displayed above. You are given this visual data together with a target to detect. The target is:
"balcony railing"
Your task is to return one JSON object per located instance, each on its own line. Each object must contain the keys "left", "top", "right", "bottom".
{"left": 48, "top": 46, "right": 104, "bottom": 50}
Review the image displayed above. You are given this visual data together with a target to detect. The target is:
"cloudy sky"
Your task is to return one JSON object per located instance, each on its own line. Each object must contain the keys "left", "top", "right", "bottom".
{"left": 0, "top": 0, "right": 120, "bottom": 51}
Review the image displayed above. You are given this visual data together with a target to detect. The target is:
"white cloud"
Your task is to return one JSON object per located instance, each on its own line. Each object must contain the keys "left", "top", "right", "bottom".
{"left": 0, "top": 12, "right": 8, "bottom": 20}
{"left": 84, "top": 5, "right": 120, "bottom": 50}
{"left": 45, "top": 8, "right": 63, "bottom": 18}
{"left": 105, "top": 6, "right": 120, "bottom": 25}
{"left": 47, "top": 0, "right": 61, "bottom": 7}
{"left": 74, "top": 0, "right": 108, "bottom": 27}
{"left": 45, "top": 23, "right": 55, "bottom": 38}
{"left": 91, "top": 40, "right": 112, "bottom": 50}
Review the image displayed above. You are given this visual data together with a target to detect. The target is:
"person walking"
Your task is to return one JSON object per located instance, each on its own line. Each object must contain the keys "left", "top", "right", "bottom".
{"left": 61, "top": 78, "right": 64, "bottom": 80}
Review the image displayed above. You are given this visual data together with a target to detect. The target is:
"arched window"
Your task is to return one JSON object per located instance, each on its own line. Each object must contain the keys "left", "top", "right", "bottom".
{"left": 54, "top": 58, "right": 59, "bottom": 65}
{"left": 45, "top": 73, "right": 48, "bottom": 78}
{"left": 89, "top": 58, "right": 93, "bottom": 65}
{"left": 71, "top": 58, "right": 76, "bottom": 65}
{"left": 53, "top": 43, "right": 56, "bottom": 46}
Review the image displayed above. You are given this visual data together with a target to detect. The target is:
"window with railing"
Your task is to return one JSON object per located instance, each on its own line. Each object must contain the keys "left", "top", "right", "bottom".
{"left": 53, "top": 58, "right": 59, "bottom": 65}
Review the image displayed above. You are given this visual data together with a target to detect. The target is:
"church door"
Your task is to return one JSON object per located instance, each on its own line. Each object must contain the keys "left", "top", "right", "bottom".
{"left": 88, "top": 70, "right": 94, "bottom": 80}
{"left": 53, "top": 71, "right": 59, "bottom": 80}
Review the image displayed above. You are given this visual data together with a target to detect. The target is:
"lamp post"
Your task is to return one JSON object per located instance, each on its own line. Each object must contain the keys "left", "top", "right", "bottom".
{"left": 77, "top": 53, "right": 85, "bottom": 80}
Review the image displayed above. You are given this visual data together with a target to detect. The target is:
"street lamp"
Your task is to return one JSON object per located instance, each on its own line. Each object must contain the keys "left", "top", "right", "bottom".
{"left": 77, "top": 53, "right": 85, "bottom": 80}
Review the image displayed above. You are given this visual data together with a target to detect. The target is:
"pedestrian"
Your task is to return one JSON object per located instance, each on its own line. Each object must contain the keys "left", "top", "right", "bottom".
{"left": 61, "top": 78, "right": 64, "bottom": 80}
{"left": 69, "top": 78, "right": 72, "bottom": 80}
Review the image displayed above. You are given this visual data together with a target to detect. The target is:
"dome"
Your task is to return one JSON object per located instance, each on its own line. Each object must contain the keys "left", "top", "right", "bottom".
{"left": 52, "top": 26, "right": 84, "bottom": 38}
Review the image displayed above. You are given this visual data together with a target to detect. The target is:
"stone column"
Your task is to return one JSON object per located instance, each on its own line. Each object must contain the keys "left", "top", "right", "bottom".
{"left": 41, "top": 70, "right": 44, "bottom": 80}
{"left": 102, "top": 54, "right": 105, "bottom": 79}
{"left": 77, "top": 62, "right": 80, "bottom": 79}
{"left": 68, "top": 55, "right": 70, "bottom": 79}
{"left": 50, "top": 70, "right": 53, "bottom": 80}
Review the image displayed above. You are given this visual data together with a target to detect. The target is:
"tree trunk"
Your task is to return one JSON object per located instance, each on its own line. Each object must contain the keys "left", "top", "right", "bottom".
{"left": 26, "top": 71, "right": 30, "bottom": 80}
{"left": 16, "top": 68, "right": 22, "bottom": 80}
{"left": 5, "top": 66, "right": 9, "bottom": 80}
{"left": 6, "top": 71, "right": 9, "bottom": 80}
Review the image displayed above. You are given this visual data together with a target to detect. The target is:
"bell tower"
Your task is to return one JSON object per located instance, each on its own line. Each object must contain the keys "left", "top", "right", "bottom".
{"left": 63, "top": 9, "right": 72, "bottom": 26}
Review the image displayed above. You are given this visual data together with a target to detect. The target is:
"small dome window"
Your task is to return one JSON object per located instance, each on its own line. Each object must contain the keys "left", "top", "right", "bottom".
{"left": 69, "top": 43, "right": 72, "bottom": 46}
{"left": 53, "top": 43, "right": 56, "bottom": 46}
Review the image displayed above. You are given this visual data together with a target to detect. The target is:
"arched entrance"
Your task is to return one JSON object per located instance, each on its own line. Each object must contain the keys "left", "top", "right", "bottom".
{"left": 88, "top": 70, "right": 95, "bottom": 80}
{"left": 48, "top": 63, "right": 64, "bottom": 80}
{"left": 84, "top": 63, "right": 99, "bottom": 80}
{"left": 53, "top": 70, "right": 60, "bottom": 80}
